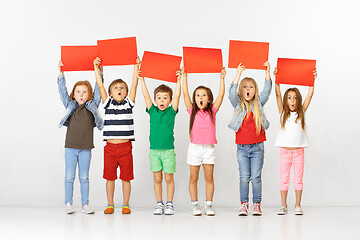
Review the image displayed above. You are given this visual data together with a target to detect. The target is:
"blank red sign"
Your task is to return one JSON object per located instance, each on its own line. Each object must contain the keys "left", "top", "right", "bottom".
{"left": 140, "top": 51, "right": 182, "bottom": 83}
{"left": 228, "top": 40, "right": 269, "bottom": 70}
{"left": 276, "top": 58, "right": 316, "bottom": 86}
{"left": 183, "top": 47, "right": 223, "bottom": 73}
{"left": 97, "top": 37, "right": 137, "bottom": 66}
{"left": 61, "top": 46, "right": 98, "bottom": 71}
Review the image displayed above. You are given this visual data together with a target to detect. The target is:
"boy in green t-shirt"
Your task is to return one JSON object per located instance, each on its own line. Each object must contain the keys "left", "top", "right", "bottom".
{"left": 139, "top": 70, "right": 182, "bottom": 215}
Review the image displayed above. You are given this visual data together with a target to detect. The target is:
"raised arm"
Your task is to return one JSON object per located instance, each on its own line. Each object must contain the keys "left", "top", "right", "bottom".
{"left": 302, "top": 69, "right": 317, "bottom": 112}
{"left": 274, "top": 68, "right": 283, "bottom": 113}
{"left": 181, "top": 67, "right": 192, "bottom": 110}
{"left": 229, "top": 63, "right": 246, "bottom": 107}
{"left": 213, "top": 67, "right": 226, "bottom": 110}
{"left": 57, "top": 61, "right": 71, "bottom": 108}
{"left": 258, "top": 61, "right": 272, "bottom": 105}
{"left": 129, "top": 56, "right": 141, "bottom": 103}
{"left": 94, "top": 57, "right": 108, "bottom": 103}
{"left": 171, "top": 70, "right": 182, "bottom": 112}
{"left": 139, "top": 73, "right": 153, "bottom": 110}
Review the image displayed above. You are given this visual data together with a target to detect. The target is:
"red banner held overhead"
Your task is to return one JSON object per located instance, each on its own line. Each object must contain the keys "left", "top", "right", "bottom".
{"left": 97, "top": 37, "right": 137, "bottom": 66}
{"left": 275, "top": 58, "right": 316, "bottom": 86}
{"left": 61, "top": 46, "right": 98, "bottom": 71}
{"left": 183, "top": 47, "right": 223, "bottom": 73}
{"left": 140, "top": 51, "right": 182, "bottom": 83}
{"left": 228, "top": 40, "right": 269, "bottom": 70}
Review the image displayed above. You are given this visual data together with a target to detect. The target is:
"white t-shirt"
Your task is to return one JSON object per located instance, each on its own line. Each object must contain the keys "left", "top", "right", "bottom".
{"left": 275, "top": 111, "right": 309, "bottom": 148}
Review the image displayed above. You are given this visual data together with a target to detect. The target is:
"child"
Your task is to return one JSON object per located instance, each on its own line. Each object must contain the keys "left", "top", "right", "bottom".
{"left": 182, "top": 67, "right": 226, "bottom": 216}
{"left": 94, "top": 56, "right": 140, "bottom": 214}
{"left": 228, "top": 62, "right": 272, "bottom": 216}
{"left": 138, "top": 69, "right": 181, "bottom": 215}
{"left": 57, "top": 61, "right": 104, "bottom": 214}
{"left": 274, "top": 68, "right": 317, "bottom": 215}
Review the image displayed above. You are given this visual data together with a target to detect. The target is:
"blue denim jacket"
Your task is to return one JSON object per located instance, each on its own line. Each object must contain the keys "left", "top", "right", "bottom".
{"left": 58, "top": 74, "right": 104, "bottom": 130}
{"left": 228, "top": 78, "right": 272, "bottom": 132}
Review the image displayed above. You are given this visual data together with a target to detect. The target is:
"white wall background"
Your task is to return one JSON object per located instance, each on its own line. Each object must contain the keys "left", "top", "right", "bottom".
{"left": 0, "top": 0, "right": 359, "bottom": 208}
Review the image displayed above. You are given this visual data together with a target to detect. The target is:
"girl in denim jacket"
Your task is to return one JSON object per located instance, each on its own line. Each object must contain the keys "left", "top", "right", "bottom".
{"left": 228, "top": 62, "right": 272, "bottom": 216}
{"left": 58, "top": 61, "right": 104, "bottom": 214}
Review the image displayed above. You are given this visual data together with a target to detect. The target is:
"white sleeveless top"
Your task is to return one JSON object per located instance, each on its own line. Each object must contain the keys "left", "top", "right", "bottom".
{"left": 275, "top": 112, "right": 309, "bottom": 148}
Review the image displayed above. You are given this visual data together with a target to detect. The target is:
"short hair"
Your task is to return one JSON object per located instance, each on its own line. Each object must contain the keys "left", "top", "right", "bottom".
{"left": 70, "top": 81, "right": 93, "bottom": 101}
{"left": 108, "top": 79, "right": 129, "bottom": 95}
{"left": 154, "top": 84, "right": 173, "bottom": 100}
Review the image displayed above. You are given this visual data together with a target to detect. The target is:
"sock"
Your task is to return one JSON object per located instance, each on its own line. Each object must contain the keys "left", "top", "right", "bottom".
{"left": 206, "top": 200, "right": 212, "bottom": 206}
{"left": 157, "top": 201, "right": 164, "bottom": 205}
{"left": 166, "top": 201, "right": 173, "bottom": 205}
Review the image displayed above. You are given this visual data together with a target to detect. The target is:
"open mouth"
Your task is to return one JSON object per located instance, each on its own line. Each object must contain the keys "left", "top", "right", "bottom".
{"left": 247, "top": 92, "right": 250, "bottom": 97}
{"left": 200, "top": 101, "right": 203, "bottom": 106}
{"left": 118, "top": 93, "right": 121, "bottom": 96}
{"left": 160, "top": 104, "right": 164, "bottom": 108}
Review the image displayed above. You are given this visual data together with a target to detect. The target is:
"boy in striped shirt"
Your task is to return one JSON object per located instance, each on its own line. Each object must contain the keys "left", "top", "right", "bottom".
{"left": 94, "top": 57, "right": 140, "bottom": 214}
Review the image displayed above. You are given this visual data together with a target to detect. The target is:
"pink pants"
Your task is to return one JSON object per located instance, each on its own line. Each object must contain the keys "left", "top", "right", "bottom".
{"left": 280, "top": 147, "right": 305, "bottom": 191}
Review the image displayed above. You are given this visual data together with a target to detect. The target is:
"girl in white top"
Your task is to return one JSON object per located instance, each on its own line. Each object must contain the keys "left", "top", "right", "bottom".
{"left": 274, "top": 68, "right": 317, "bottom": 215}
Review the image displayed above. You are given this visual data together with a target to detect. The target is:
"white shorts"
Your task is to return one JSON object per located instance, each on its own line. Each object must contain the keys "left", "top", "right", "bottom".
{"left": 187, "top": 143, "right": 215, "bottom": 166}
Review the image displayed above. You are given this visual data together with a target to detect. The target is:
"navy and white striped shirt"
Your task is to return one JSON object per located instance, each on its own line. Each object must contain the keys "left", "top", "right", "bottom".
{"left": 103, "top": 96, "right": 135, "bottom": 140}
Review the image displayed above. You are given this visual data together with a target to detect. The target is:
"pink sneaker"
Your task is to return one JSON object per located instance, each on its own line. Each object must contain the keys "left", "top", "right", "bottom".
{"left": 238, "top": 202, "right": 249, "bottom": 216}
{"left": 252, "top": 203, "right": 262, "bottom": 216}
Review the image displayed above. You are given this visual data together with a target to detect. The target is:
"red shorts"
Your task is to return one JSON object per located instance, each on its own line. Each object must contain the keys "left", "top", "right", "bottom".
{"left": 103, "top": 141, "right": 134, "bottom": 181}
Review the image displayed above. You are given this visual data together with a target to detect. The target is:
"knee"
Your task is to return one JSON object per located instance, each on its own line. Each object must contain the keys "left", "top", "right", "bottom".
{"left": 153, "top": 175, "right": 162, "bottom": 184}
{"left": 204, "top": 174, "right": 214, "bottom": 184}
{"left": 189, "top": 173, "right": 199, "bottom": 184}
{"left": 65, "top": 172, "right": 75, "bottom": 183}
{"left": 164, "top": 174, "right": 174, "bottom": 184}
{"left": 79, "top": 175, "right": 89, "bottom": 183}
{"left": 250, "top": 176, "right": 261, "bottom": 184}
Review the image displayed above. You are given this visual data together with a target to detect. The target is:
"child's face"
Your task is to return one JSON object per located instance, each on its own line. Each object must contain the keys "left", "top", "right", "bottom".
{"left": 195, "top": 88, "right": 210, "bottom": 109}
{"left": 110, "top": 83, "right": 128, "bottom": 102}
{"left": 74, "top": 85, "right": 89, "bottom": 105}
{"left": 287, "top": 91, "right": 297, "bottom": 112}
{"left": 241, "top": 80, "right": 255, "bottom": 101}
{"left": 155, "top": 92, "right": 171, "bottom": 111}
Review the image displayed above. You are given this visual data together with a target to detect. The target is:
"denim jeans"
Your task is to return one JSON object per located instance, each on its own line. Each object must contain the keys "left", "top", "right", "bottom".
{"left": 65, "top": 148, "right": 91, "bottom": 206}
{"left": 236, "top": 142, "right": 264, "bottom": 203}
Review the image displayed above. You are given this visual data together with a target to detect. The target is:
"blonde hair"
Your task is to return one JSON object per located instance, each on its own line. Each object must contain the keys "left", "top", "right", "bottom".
{"left": 70, "top": 81, "right": 93, "bottom": 101}
{"left": 281, "top": 88, "right": 306, "bottom": 130}
{"left": 234, "top": 77, "right": 262, "bottom": 135}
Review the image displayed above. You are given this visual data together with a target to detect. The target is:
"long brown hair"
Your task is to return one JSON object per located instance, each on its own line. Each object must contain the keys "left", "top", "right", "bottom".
{"left": 189, "top": 86, "right": 214, "bottom": 136}
{"left": 234, "top": 77, "right": 262, "bottom": 135}
{"left": 70, "top": 81, "right": 93, "bottom": 101}
{"left": 281, "top": 88, "right": 306, "bottom": 130}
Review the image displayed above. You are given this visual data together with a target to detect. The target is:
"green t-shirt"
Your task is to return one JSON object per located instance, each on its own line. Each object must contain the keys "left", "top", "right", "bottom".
{"left": 146, "top": 104, "right": 178, "bottom": 149}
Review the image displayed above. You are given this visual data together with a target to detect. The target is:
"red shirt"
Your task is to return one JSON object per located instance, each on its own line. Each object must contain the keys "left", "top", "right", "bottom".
{"left": 236, "top": 112, "right": 266, "bottom": 144}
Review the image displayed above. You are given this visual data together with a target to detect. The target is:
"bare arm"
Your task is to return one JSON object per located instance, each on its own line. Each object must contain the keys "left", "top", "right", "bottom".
{"left": 129, "top": 56, "right": 141, "bottom": 103}
{"left": 181, "top": 67, "right": 192, "bottom": 110}
{"left": 139, "top": 74, "right": 153, "bottom": 110}
{"left": 302, "top": 69, "right": 317, "bottom": 112}
{"left": 274, "top": 68, "right": 283, "bottom": 113}
{"left": 213, "top": 67, "right": 226, "bottom": 110}
{"left": 233, "top": 63, "right": 246, "bottom": 84}
{"left": 171, "top": 70, "right": 182, "bottom": 112}
{"left": 94, "top": 57, "right": 108, "bottom": 103}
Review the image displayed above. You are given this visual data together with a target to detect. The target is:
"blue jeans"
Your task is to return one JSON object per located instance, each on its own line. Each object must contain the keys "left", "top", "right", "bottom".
{"left": 65, "top": 148, "right": 91, "bottom": 206}
{"left": 236, "top": 142, "right": 264, "bottom": 203}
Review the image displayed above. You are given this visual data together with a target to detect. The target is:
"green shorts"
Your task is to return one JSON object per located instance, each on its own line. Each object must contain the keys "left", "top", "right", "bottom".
{"left": 149, "top": 149, "right": 176, "bottom": 174}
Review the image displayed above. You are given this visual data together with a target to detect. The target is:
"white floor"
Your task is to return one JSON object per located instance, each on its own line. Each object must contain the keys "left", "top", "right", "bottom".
{"left": 0, "top": 207, "right": 358, "bottom": 240}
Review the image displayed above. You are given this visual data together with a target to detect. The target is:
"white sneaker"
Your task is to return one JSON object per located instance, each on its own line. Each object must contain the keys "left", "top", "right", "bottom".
{"left": 204, "top": 203, "right": 215, "bottom": 216}
{"left": 153, "top": 202, "right": 164, "bottom": 215}
{"left": 82, "top": 205, "right": 95, "bottom": 214}
{"left": 294, "top": 206, "right": 303, "bottom": 215}
{"left": 192, "top": 201, "right": 202, "bottom": 216}
{"left": 164, "top": 202, "right": 174, "bottom": 215}
{"left": 66, "top": 203, "right": 75, "bottom": 214}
